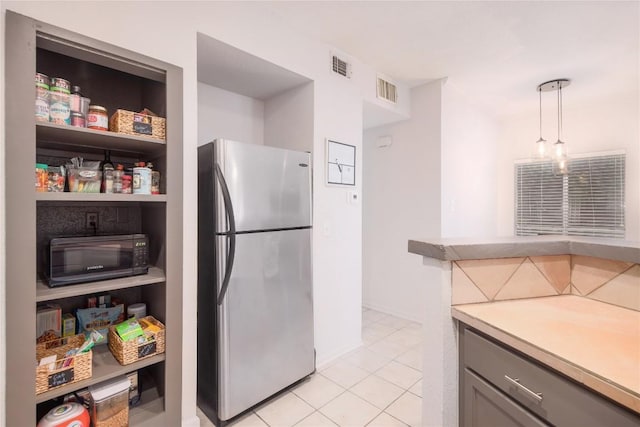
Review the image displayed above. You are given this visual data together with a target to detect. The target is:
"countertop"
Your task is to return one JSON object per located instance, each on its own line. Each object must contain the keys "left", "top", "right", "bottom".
{"left": 452, "top": 295, "right": 640, "bottom": 413}
{"left": 408, "top": 235, "right": 640, "bottom": 263}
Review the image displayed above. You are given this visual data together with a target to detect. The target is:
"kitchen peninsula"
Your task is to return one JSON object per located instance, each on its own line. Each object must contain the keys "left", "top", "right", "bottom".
{"left": 409, "top": 236, "right": 639, "bottom": 426}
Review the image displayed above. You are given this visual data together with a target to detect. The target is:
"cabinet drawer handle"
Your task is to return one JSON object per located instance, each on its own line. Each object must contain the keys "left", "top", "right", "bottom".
{"left": 504, "top": 375, "right": 544, "bottom": 403}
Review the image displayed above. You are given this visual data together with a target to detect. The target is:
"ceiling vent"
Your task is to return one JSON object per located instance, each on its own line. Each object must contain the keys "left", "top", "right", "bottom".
{"left": 331, "top": 54, "right": 351, "bottom": 78}
{"left": 377, "top": 76, "right": 398, "bottom": 104}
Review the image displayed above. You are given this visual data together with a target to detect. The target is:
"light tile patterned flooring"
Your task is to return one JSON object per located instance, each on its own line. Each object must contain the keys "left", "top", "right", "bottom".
{"left": 198, "top": 308, "right": 423, "bottom": 427}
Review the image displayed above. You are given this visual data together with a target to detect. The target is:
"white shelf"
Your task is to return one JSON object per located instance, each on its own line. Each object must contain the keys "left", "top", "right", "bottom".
{"left": 36, "top": 122, "right": 166, "bottom": 156}
{"left": 36, "top": 193, "right": 167, "bottom": 203}
{"left": 35, "top": 345, "right": 166, "bottom": 403}
{"left": 36, "top": 267, "right": 166, "bottom": 302}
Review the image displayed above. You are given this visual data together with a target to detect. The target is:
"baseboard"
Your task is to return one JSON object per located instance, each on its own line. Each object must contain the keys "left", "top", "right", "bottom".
{"left": 362, "top": 300, "right": 423, "bottom": 323}
{"left": 315, "top": 340, "right": 364, "bottom": 370}
{"left": 182, "top": 415, "right": 201, "bottom": 427}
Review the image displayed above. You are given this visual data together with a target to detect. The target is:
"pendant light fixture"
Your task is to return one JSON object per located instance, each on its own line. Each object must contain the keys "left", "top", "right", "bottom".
{"left": 536, "top": 78, "right": 571, "bottom": 175}
{"left": 535, "top": 85, "right": 547, "bottom": 158}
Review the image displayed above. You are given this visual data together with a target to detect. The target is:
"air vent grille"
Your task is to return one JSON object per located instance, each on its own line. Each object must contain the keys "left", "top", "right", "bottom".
{"left": 377, "top": 77, "right": 398, "bottom": 103}
{"left": 332, "top": 55, "right": 351, "bottom": 78}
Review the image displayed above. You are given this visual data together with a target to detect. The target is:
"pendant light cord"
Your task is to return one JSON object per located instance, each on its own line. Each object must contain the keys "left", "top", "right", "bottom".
{"left": 539, "top": 88, "right": 543, "bottom": 139}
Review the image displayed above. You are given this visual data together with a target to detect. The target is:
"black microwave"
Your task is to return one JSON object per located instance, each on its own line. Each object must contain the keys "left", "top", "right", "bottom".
{"left": 46, "top": 234, "right": 149, "bottom": 287}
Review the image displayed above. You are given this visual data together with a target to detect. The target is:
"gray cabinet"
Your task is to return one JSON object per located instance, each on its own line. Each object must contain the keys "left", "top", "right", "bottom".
{"left": 459, "top": 324, "right": 640, "bottom": 427}
{"left": 5, "top": 11, "right": 183, "bottom": 426}
{"left": 463, "top": 368, "right": 547, "bottom": 427}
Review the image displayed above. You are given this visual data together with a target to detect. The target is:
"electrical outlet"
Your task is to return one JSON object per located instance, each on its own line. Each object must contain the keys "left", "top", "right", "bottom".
{"left": 86, "top": 212, "right": 98, "bottom": 230}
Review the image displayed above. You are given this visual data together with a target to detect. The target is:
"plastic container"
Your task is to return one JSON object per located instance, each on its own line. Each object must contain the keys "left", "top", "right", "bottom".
{"left": 127, "top": 303, "right": 147, "bottom": 320}
{"left": 37, "top": 402, "right": 90, "bottom": 427}
{"left": 89, "top": 376, "right": 130, "bottom": 427}
{"left": 67, "top": 167, "right": 102, "bottom": 193}
{"left": 36, "top": 163, "right": 48, "bottom": 192}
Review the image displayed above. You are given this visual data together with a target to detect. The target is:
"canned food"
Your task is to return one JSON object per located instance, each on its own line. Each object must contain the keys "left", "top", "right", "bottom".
{"left": 133, "top": 164, "right": 151, "bottom": 195}
{"left": 71, "top": 112, "right": 85, "bottom": 128}
{"left": 35, "top": 73, "right": 50, "bottom": 122}
{"left": 49, "top": 91, "right": 71, "bottom": 125}
{"left": 87, "top": 105, "right": 108, "bottom": 131}
{"left": 50, "top": 77, "right": 71, "bottom": 94}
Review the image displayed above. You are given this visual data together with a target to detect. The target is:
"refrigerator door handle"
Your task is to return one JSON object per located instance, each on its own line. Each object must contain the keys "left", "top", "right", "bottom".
{"left": 215, "top": 162, "right": 236, "bottom": 305}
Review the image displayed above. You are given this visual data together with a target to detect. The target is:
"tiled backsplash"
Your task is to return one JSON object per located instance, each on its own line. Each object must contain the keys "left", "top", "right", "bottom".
{"left": 452, "top": 255, "right": 639, "bottom": 311}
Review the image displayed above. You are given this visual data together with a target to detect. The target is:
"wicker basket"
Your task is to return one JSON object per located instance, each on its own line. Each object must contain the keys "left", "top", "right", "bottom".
{"left": 36, "top": 334, "right": 93, "bottom": 395}
{"left": 109, "top": 109, "right": 166, "bottom": 141}
{"left": 108, "top": 316, "right": 165, "bottom": 365}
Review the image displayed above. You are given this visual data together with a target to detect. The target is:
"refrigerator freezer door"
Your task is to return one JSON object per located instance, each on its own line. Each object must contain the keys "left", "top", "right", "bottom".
{"left": 217, "top": 228, "right": 314, "bottom": 421}
{"left": 215, "top": 139, "right": 312, "bottom": 232}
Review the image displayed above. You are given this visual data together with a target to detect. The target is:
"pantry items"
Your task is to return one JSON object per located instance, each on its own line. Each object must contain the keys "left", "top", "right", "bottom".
{"left": 147, "top": 162, "right": 160, "bottom": 194}
{"left": 66, "top": 157, "right": 101, "bottom": 193}
{"left": 76, "top": 304, "right": 125, "bottom": 345}
{"left": 47, "top": 166, "right": 65, "bottom": 192}
{"left": 36, "top": 334, "right": 94, "bottom": 395}
{"left": 62, "top": 313, "right": 76, "bottom": 337}
{"left": 121, "top": 173, "right": 132, "bottom": 194}
{"left": 70, "top": 111, "right": 85, "bottom": 127}
{"left": 35, "top": 73, "right": 50, "bottom": 122}
{"left": 36, "top": 163, "right": 49, "bottom": 192}
{"left": 69, "top": 86, "right": 82, "bottom": 113}
{"left": 89, "top": 376, "right": 130, "bottom": 427}
{"left": 108, "top": 316, "right": 165, "bottom": 365}
{"left": 110, "top": 108, "right": 166, "bottom": 140}
{"left": 101, "top": 150, "right": 115, "bottom": 193}
{"left": 113, "top": 164, "right": 124, "bottom": 193}
{"left": 36, "top": 402, "right": 90, "bottom": 427}
{"left": 87, "top": 105, "right": 108, "bottom": 131}
{"left": 127, "top": 303, "right": 147, "bottom": 320}
{"left": 37, "top": 303, "right": 61, "bottom": 343}
{"left": 132, "top": 162, "right": 151, "bottom": 194}
{"left": 49, "top": 78, "right": 71, "bottom": 125}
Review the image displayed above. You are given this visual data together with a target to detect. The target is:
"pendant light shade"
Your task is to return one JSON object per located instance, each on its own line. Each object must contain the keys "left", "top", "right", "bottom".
{"left": 535, "top": 79, "right": 571, "bottom": 174}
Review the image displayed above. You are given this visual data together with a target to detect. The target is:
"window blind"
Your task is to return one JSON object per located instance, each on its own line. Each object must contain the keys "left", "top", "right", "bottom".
{"left": 515, "top": 153, "right": 625, "bottom": 238}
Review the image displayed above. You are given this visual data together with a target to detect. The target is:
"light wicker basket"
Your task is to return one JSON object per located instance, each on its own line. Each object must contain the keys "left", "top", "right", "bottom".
{"left": 36, "top": 334, "right": 93, "bottom": 395}
{"left": 108, "top": 316, "right": 165, "bottom": 365}
{"left": 109, "top": 109, "right": 166, "bottom": 141}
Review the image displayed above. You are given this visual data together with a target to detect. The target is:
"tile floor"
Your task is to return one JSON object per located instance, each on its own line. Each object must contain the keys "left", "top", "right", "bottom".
{"left": 198, "top": 308, "right": 423, "bottom": 427}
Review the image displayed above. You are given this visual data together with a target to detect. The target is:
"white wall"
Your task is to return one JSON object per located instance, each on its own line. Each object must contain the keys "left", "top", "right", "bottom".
{"left": 496, "top": 90, "right": 640, "bottom": 240}
{"left": 264, "top": 82, "right": 314, "bottom": 152}
{"left": 198, "top": 83, "right": 265, "bottom": 146}
{"left": 362, "top": 80, "right": 443, "bottom": 321}
{"left": 441, "top": 80, "right": 499, "bottom": 238}
{"left": 0, "top": 2, "right": 390, "bottom": 425}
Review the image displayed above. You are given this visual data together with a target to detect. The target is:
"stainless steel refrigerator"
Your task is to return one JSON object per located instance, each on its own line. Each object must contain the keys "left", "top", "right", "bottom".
{"left": 197, "top": 139, "right": 315, "bottom": 425}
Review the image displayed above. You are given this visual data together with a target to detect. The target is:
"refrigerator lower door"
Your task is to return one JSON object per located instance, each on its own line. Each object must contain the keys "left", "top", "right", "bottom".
{"left": 217, "top": 228, "right": 314, "bottom": 421}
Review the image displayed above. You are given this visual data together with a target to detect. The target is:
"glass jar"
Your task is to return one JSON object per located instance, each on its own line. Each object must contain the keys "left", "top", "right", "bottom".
{"left": 87, "top": 105, "right": 108, "bottom": 131}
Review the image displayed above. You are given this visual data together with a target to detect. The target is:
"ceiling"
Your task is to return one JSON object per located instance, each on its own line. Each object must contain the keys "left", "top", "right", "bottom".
{"left": 257, "top": 1, "right": 639, "bottom": 117}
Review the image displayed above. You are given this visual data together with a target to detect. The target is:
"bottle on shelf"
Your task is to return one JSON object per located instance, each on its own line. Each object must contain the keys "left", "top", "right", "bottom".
{"left": 147, "top": 162, "right": 160, "bottom": 195}
{"left": 113, "top": 164, "right": 124, "bottom": 194}
{"left": 101, "top": 150, "right": 114, "bottom": 194}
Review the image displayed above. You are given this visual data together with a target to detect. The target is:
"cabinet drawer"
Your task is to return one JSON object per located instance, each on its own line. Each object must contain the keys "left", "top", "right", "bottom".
{"left": 463, "top": 368, "right": 548, "bottom": 427}
{"left": 463, "top": 328, "right": 640, "bottom": 427}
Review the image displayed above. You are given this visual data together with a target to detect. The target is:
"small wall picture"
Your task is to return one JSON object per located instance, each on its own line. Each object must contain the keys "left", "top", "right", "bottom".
{"left": 326, "top": 139, "right": 356, "bottom": 186}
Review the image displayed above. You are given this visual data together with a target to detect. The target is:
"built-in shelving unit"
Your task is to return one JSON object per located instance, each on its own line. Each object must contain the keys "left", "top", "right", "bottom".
{"left": 5, "top": 11, "right": 183, "bottom": 426}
